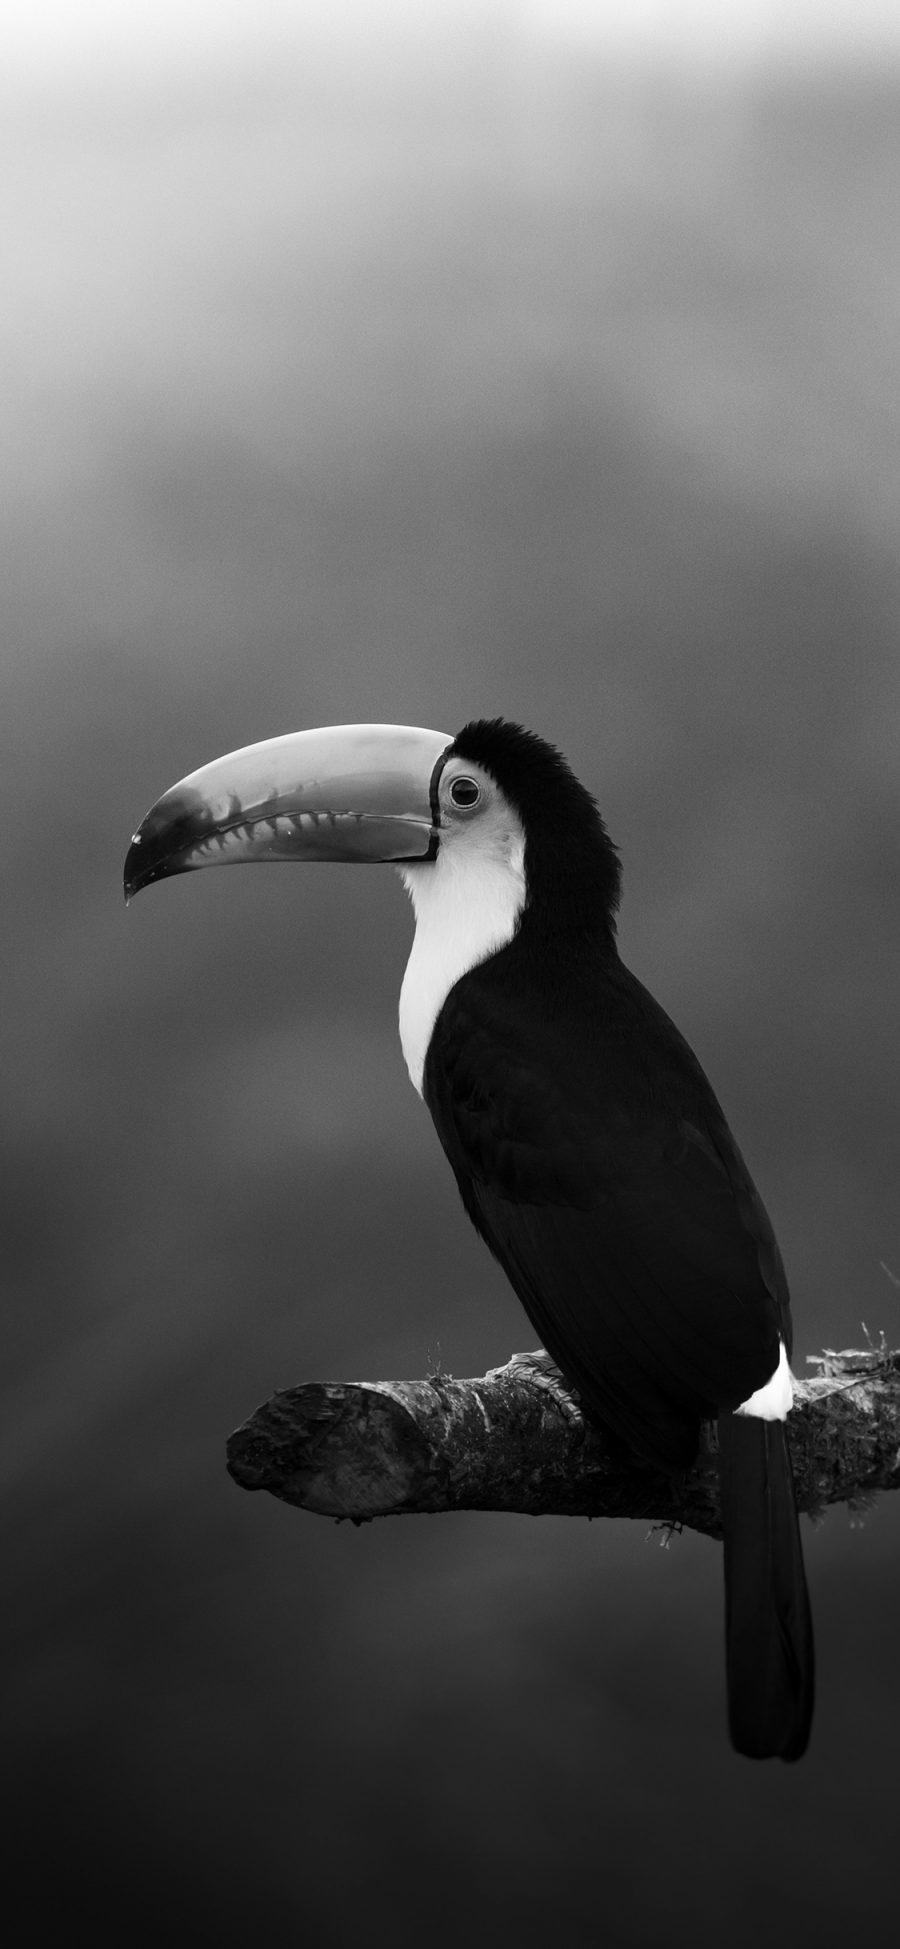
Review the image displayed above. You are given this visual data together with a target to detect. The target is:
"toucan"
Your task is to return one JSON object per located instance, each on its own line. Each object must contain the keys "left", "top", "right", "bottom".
{"left": 125, "top": 717, "right": 814, "bottom": 1760}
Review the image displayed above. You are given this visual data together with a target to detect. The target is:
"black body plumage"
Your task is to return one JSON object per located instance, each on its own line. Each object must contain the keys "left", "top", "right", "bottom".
{"left": 423, "top": 719, "right": 814, "bottom": 1760}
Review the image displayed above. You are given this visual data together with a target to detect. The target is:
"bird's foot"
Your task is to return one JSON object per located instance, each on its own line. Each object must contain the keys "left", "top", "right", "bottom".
{"left": 488, "top": 1349, "right": 585, "bottom": 1429}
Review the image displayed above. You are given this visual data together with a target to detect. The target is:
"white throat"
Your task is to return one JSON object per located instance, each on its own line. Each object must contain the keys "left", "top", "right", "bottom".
{"left": 397, "top": 833, "right": 526, "bottom": 1094}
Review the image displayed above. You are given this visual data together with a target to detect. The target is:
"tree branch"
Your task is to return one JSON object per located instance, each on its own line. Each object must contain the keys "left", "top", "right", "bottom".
{"left": 225, "top": 1344, "right": 900, "bottom": 1539}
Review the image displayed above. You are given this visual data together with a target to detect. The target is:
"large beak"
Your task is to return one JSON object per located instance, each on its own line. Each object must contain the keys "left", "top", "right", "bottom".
{"left": 124, "top": 722, "right": 452, "bottom": 900}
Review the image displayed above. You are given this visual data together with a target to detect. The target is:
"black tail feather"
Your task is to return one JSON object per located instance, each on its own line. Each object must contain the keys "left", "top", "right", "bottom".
{"left": 717, "top": 1413, "right": 814, "bottom": 1762}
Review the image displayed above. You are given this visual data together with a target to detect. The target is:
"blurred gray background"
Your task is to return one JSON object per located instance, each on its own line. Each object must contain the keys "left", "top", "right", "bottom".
{"left": 4, "top": 4, "right": 899, "bottom": 1943}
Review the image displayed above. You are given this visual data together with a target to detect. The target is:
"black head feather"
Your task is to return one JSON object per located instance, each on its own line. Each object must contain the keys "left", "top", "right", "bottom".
{"left": 449, "top": 719, "right": 621, "bottom": 942}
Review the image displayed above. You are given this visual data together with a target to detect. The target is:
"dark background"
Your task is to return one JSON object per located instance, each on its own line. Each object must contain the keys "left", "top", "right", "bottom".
{"left": 4, "top": 11, "right": 899, "bottom": 1945}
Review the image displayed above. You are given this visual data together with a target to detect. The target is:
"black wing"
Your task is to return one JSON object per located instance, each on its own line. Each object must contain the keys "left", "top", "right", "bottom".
{"left": 424, "top": 953, "right": 790, "bottom": 1470}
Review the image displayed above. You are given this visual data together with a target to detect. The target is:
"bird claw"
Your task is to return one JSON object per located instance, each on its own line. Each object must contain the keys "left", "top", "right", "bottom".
{"left": 488, "top": 1349, "right": 585, "bottom": 1428}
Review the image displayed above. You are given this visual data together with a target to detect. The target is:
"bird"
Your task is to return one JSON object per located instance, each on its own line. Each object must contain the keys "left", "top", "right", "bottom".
{"left": 125, "top": 716, "right": 814, "bottom": 1760}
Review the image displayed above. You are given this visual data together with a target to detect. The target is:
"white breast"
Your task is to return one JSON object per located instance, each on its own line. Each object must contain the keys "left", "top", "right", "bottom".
{"left": 397, "top": 833, "right": 525, "bottom": 1095}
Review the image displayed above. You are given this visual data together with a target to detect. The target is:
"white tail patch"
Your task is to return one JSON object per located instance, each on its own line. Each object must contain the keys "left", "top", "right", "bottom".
{"left": 735, "top": 1338, "right": 793, "bottom": 1421}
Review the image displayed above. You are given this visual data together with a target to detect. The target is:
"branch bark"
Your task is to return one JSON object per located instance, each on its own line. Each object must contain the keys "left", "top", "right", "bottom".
{"left": 225, "top": 1343, "right": 900, "bottom": 1539}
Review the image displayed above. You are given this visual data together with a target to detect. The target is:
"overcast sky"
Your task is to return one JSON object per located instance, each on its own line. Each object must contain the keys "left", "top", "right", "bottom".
{"left": 6, "top": 0, "right": 900, "bottom": 87}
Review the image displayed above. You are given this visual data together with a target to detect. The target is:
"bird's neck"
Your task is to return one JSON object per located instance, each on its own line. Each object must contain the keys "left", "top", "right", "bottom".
{"left": 397, "top": 843, "right": 526, "bottom": 1094}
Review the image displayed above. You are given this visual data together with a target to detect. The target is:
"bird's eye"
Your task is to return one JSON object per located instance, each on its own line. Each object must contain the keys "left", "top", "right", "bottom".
{"left": 448, "top": 776, "right": 481, "bottom": 809}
